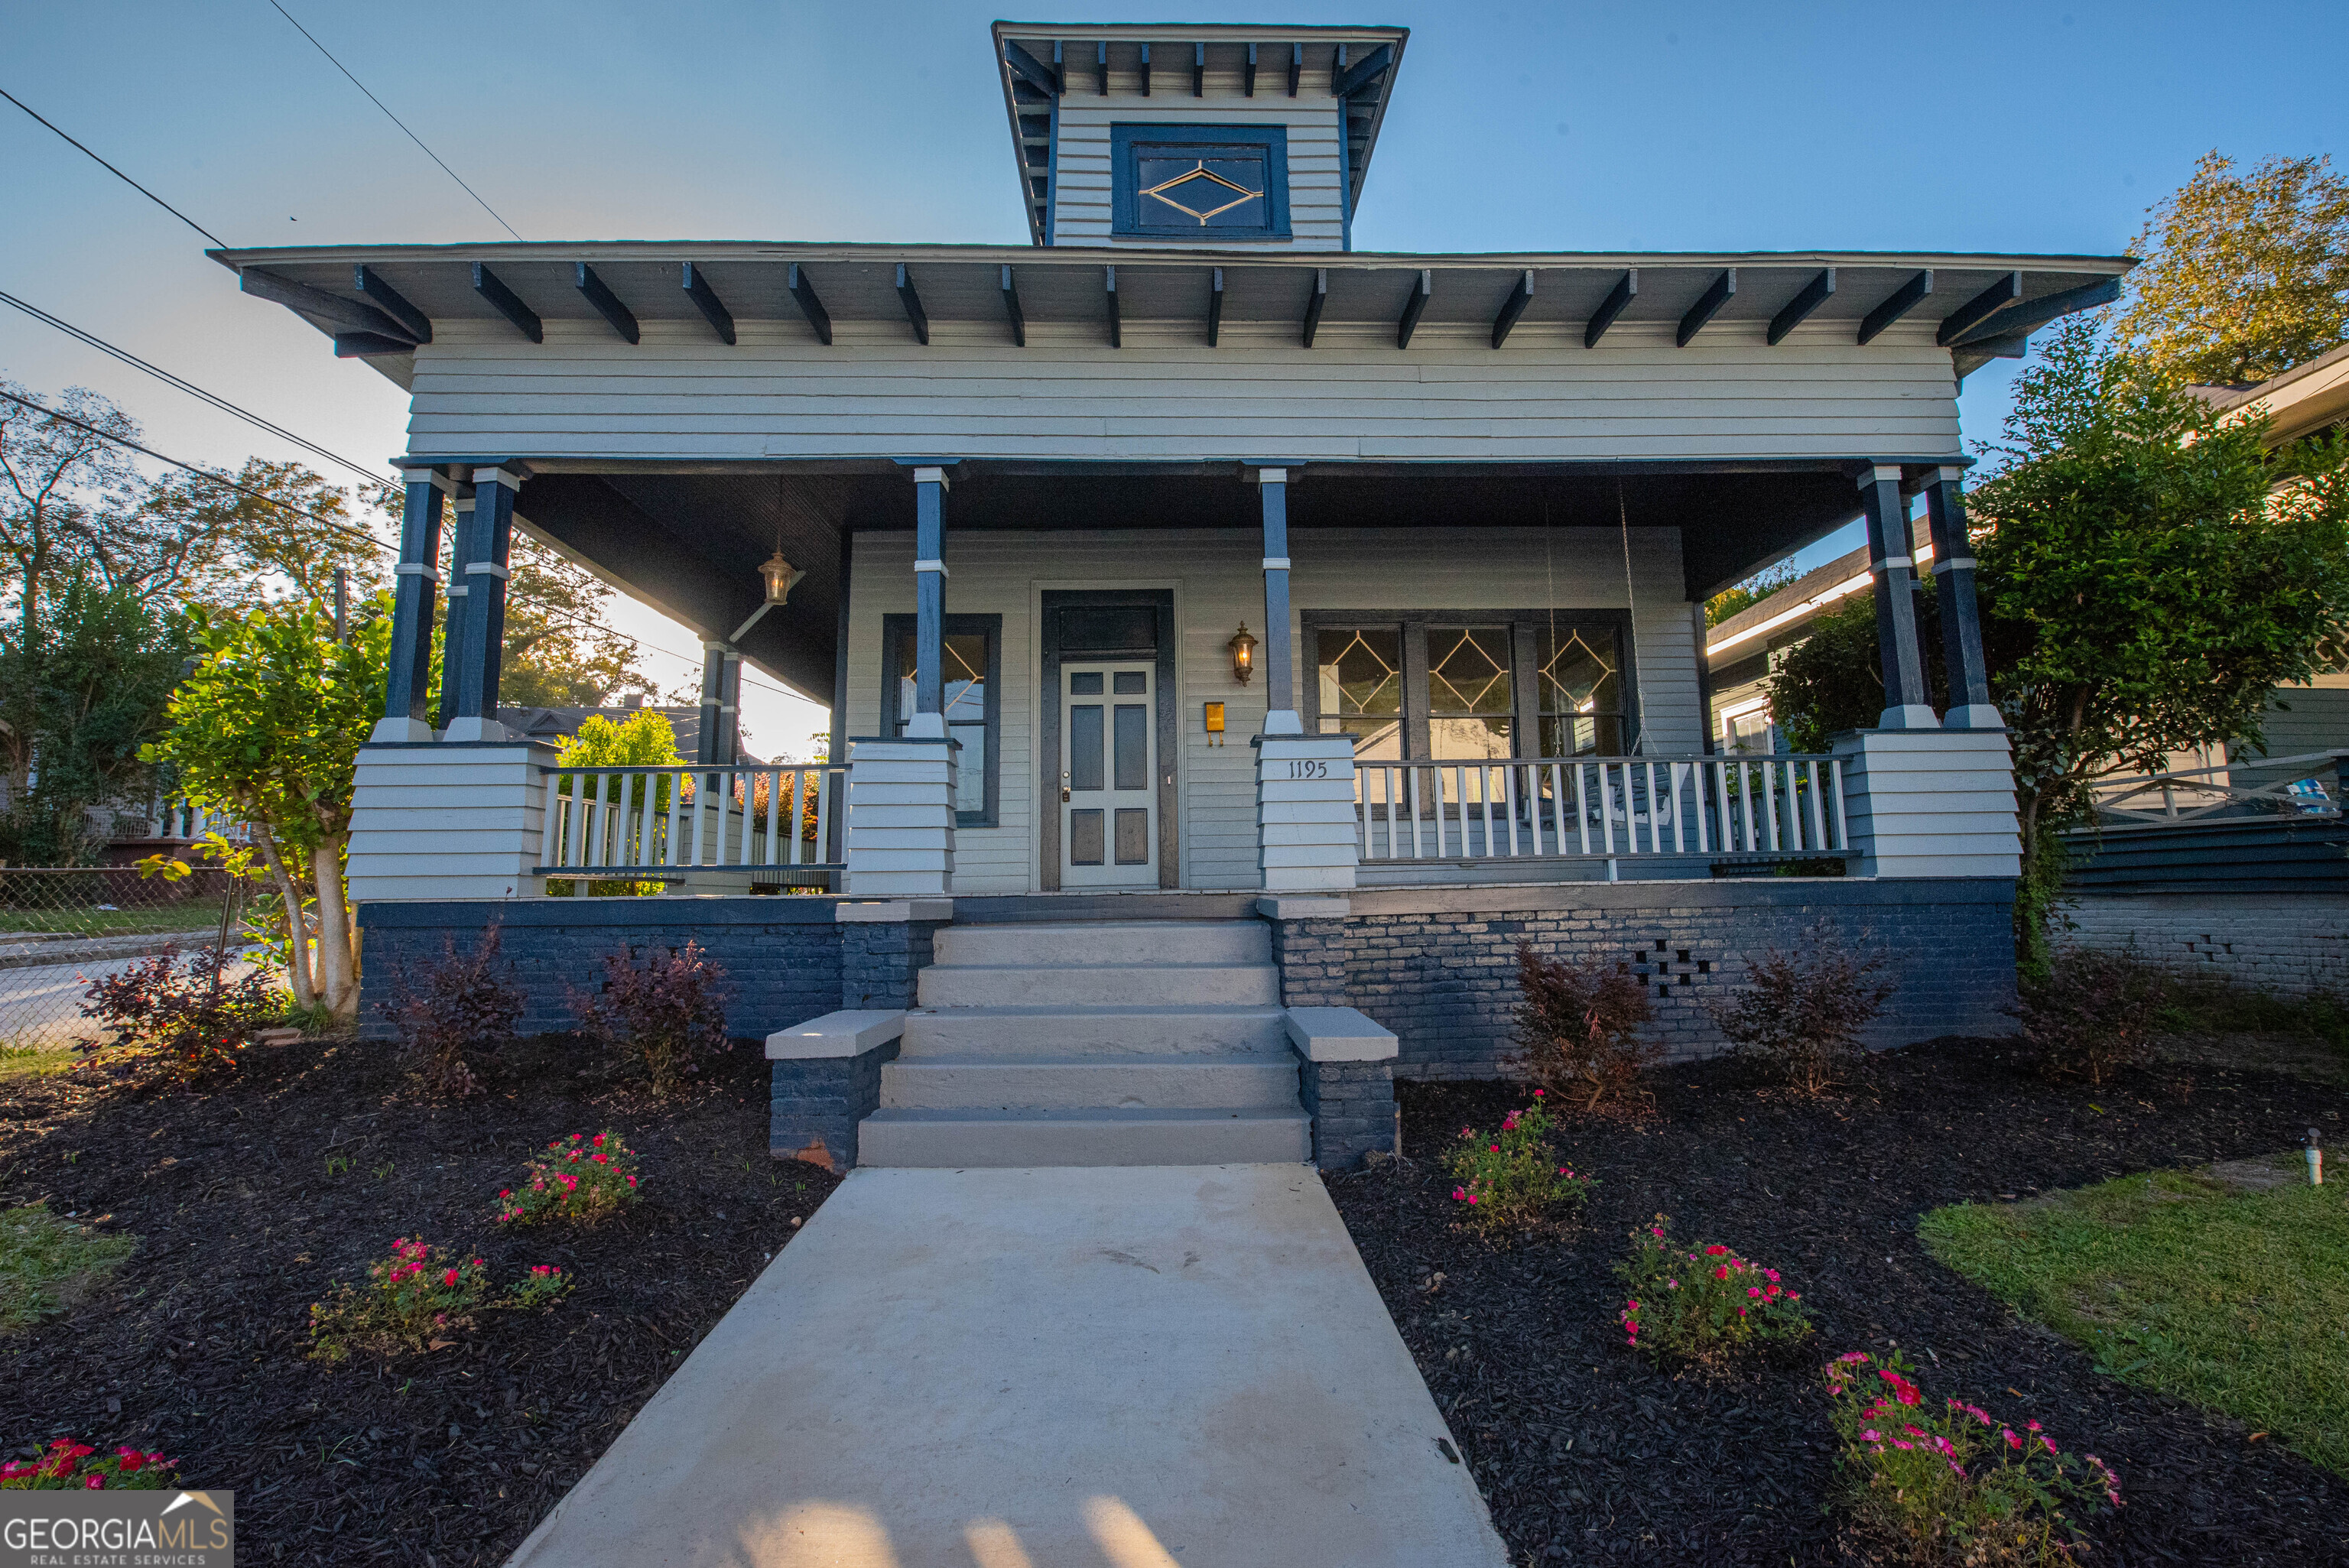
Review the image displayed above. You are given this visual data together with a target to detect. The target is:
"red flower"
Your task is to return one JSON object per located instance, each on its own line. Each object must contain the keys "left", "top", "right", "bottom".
{"left": 443, "top": 1268, "right": 459, "bottom": 1287}
{"left": 84, "top": 1473, "right": 105, "bottom": 1489}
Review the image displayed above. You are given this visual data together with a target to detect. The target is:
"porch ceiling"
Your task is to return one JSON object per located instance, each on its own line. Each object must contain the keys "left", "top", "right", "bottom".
{"left": 515, "top": 459, "right": 1881, "bottom": 703}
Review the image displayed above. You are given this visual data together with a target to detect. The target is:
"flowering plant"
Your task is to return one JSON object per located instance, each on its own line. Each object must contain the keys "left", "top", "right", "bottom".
{"left": 1822, "top": 1349, "right": 2120, "bottom": 1564}
{"left": 1615, "top": 1215, "right": 1811, "bottom": 1365}
{"left": 308, "top": 1236, "right": 575, "bottom": 1362}
{"left": 1441, "top": 1094, "right": 1596, "bottom": 1232}
{"left": 499, "top": 1131, "right": 641, "bottom": 1227}
{"left": 0, "top": 1440, "right": 177, "bottom": 1490}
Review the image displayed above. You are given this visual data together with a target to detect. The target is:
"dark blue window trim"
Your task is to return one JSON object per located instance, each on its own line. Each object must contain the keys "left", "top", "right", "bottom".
{"left": 1110, "top": 122, "right": 1290, "bottom": 241}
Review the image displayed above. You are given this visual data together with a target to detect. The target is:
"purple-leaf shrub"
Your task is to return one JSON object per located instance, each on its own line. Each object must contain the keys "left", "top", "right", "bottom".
{"left": 77, "top": 949, "right": 281, "bottom": 1079}
{"left": 375, "top": 923, "right": 525, "bottom": 1099}
{"left": 571, "top": 940, "right": 732, "bottom": 1096}
{"left": 1512, "top": 941, "right": 1658, "bottom": 1112}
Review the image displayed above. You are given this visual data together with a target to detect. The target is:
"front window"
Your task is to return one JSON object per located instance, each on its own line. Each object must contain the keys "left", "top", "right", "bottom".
{"left": 882, "top": 615, "right": 999, "bottom": 826}
{"left": 1426, "top": 626, "right": 1516, "bottom": 759}
{"left": 1535, "top": 626, "right": 1626, "bottom": 756}
{"left": 1314, "top": 627, "right": 1403, "bottom": 759}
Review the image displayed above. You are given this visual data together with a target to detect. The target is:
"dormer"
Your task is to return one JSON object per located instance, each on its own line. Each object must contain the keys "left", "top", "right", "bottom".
{"left": 993, "top": 23, "right": 1408, "bottom": 252}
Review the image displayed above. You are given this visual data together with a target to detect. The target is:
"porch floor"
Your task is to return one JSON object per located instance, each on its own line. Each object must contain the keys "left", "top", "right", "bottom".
{"left": 502, "top": 1164, "right": 1507, "bottom": 1568}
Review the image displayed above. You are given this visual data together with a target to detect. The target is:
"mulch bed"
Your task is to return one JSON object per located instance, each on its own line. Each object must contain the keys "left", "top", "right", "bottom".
{"left": 1328, "top": 1037, "right": 2349, "bottom": 1566}
{"left": 0, "top": 1034, "right": 833, "bottom": 1566}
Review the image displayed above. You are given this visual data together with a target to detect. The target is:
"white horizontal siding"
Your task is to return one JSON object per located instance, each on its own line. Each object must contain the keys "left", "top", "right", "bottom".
{"left": 846, "top": 527, "right": 1703, "bottom": 894}
{"left": 407, "top": 320, "right": 1964, "bottom": 464}
{"left": 1050, "top": 99, "right": 1349, "bottom": 250}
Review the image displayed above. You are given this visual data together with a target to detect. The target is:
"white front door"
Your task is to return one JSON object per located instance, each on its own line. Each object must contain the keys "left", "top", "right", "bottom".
{"left": 1061, "top": 661, "right": 1157, "bottom": 888}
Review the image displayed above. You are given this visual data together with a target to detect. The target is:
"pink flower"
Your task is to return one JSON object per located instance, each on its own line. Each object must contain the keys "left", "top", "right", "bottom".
{"left": 85, "top": 1474, "right": 105, "bottom": 1489}
{"left": 1860, "top": 1429, "right": 1881, "bottom": 1443}
{"left": 593, "top": 1133, "right": 605, "bottom": 1147}
{"left": 443, "top": 1268, "right": 459, "bottom": 1287}
{"left": 1532, "top": 1089, "right": 1544, "bottom": 1097}
{"left": 2005, "top": 1430, "right": 2022, "bottom": 1450}
{"left": 1467, "top": 1194, "right": 1480, "bottom": 1205}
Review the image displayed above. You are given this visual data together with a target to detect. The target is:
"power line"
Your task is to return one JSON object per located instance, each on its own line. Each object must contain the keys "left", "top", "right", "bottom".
{"left": 0, "top": 85, "right": 227, "bottom": 248}
{"left": 263, "top": 0, "right": 522, "bottom": 243}
{"left": 0, "top": 387, "right": 816, "bottom": 707}
{"left": 0, "top": 288, "right": 382, "bottom": 482}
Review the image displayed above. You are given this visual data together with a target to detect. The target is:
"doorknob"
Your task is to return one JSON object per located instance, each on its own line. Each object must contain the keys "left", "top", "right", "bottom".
{"left": 1062, "top": 768, "right": 1071, "bottom": 803}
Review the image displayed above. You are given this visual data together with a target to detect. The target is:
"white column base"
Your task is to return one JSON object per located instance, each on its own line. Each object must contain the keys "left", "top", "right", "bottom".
{"left": 1263, "top": 708, "right": 1305, "bottom": 736}
{"left": 1832, "top": 728, "right": 2021, "bottom": 880}
{"left": 349, "top": 742, "right": 557, "bottom": 901}
{"left": 844, "top": 738, "right": 957, "bottom": 897}
{"left": 442, "top": 716, "right": 513, "bottom": 743}
{"left": 369, "top": 716, "right": 436, "bottom": 743}
{"left": 1257, "top": 735, "right": 1358, "bottom": 894}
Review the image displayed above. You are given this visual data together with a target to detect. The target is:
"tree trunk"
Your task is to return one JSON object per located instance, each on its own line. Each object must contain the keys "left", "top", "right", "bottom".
{"left": 310, "top": 829, "right": 359, "bottom": 1020}
{"left": 250, "top": 825, "right": 317, "bottom": 1010}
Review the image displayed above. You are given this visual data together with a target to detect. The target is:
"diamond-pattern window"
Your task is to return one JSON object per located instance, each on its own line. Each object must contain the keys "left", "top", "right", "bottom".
{"left": 891, "top": 626, "right": 993, "bottom": 823}
{"left": 1138, "top": 158, "right": 1265, "bottom": 226}
{"left": 1428, "top": 627, "right": 1514, "bottom": 758}
{"left": 1314, "top": 627, "right": 1402, "bottom": 759}
{"left": 1535, "top": 626, "right": 1625, "bottom": 757}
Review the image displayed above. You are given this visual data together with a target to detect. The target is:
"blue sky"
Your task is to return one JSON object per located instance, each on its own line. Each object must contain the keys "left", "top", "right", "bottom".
{"left": 5, "top": 1, "right": 2344, "bottom": 742}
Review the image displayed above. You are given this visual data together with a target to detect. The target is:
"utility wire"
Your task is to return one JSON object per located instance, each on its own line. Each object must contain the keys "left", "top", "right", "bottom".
{"left": 263, "top": 0, "right": 522, "bottom": 243}
{"left": 0, "top": 86, "right": 228, "bottom": 248}
{"left": 0, "top": 289, "right": 382, "bottom": 482}
{"left": 0, "top": 387, "right": 813, "bottom": 706}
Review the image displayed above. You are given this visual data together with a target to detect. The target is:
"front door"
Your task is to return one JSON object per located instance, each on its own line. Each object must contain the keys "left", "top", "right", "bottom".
{"left": 1061, "top": 662, "right": 1157, "bottom": 887}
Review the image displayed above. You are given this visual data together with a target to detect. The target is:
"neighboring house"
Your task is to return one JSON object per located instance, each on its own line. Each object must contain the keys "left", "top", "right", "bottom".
{"left": 217, "top": 19, "right": 2126, "bottom": 1170}
{"left": 496, "top": 698, "right": 760, "bottom": 767}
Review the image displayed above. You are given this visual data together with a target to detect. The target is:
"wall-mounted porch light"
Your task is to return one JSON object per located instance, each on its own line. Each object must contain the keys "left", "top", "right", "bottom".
{"left": 1227, "top": 622, "right": 1259, "bottom": 684}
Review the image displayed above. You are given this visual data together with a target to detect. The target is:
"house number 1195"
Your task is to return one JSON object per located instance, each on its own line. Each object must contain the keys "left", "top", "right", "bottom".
{"left": 1284, "top": 760, "right": 1329, "bottom": 779}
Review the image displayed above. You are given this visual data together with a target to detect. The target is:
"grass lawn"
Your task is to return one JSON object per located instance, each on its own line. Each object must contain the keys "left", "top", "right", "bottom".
{"left": 0, "top": 901, "right": 229, "bottom": 940}
{"left": 0, "top": 1046, "right": 78, "bottom": 1083}
{"left": 1, "top": 1204, "right": 138, "bottom": 1333}
{"left": 1921, "top": 1164, "right": 2349, "bottom": 1478}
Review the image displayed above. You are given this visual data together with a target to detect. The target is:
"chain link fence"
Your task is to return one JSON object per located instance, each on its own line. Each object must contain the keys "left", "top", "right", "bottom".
{"left": 0, "top": 866, "right": 245, "bottom": 1055}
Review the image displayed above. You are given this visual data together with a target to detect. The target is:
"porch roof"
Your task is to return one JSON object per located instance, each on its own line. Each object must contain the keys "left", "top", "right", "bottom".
{"left": 511, "top": 457, "right": 1958, "bottom": 707}
{"left": 209, "top": 241, "right": 2131, "bottom": 386}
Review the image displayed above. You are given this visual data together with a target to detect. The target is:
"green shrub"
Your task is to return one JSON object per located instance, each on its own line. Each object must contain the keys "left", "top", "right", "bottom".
{"left": 1822, "top": 1349, "right": 2120, "bottom": 1565}
{"left": 308, "top": 1236, "right": 572, "bottom": 1362}
{"left": 1614, "top": 1215, "right": 1811, "bottom": 1366}
{"left": 498, "top": 1131, "right": 641, "bottom": 1226}
{"left": 1442, "top": 1094, "right": 1596, "bottom": 1232}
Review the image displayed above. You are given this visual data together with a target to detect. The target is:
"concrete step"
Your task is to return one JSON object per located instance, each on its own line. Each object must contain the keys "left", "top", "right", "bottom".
{"left": 856, "top": 1106, "right": 1311, "bottom": 1168}
{"left": 931, "top": 920, "right": 1269, "bottom": 969}
{"left": 879, "top": 1053, "right": 1301, "bottom": 1112}
{"left": 900, "top": 1005, "right": 1291, "bottom": 1058}
{"left": 918, "top": 961, "right": 1281, "bottom": 1009}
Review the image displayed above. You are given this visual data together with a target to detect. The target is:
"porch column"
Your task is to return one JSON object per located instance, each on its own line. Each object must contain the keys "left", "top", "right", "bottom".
{"left": 843, "top": 466, "right": 956, "bottom": 898}
{"left": 1252, "top": 466, "right": 1303, "bottom": 735}
{"left": 445, "top": 463, "right": 525, "bottom": 742}
{"left": 717, "top": 648, "right": 743, "bottom": 762}
{"left": 696, "top": 641, "right": 726, "bottom": 765}
{"left": 375, "top": 463, "right": 451, "bottom": 742}
{"left": 1855, "top": 463, "right": 1935, "bottom": 730}
{"left": 909, "top": 467, "right": 948, "bottom": 736}
{"left": 1921, "top": 468, "right": 2001, "bottom": 731}
{"left": 434, "top": 490, "right": 474, "bottom": 732}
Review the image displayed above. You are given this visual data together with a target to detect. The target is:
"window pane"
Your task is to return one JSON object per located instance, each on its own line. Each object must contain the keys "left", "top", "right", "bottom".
{"left": 1113, "top": 703, "right": 1148, "bottom": 790}
{"left": 950, "top": 724, "right": 986, "bottom": 813}
{"left": 894, "top": 628, "right": 918, "bottom": 730}
{"left": 1136, "top": 154, "right": 1267, "bottom": 229}
{"left": 1069, "top": 704, "right": 1104, "bottom": 791}
{"left": 1431, "top": 716, "right": 1513, "bottom": 759}
{"left": 1535, "top": 627, "right": 1621, "bottom": 718}
{"left": 1540, "top": 714, "right": 1624, "bottom": 757}
{"left": 1316, "top": 626, "right": 1405, "bottom": 759}
{"left": 942, "top": 634, "right": 986, "bottom": 727}
{"left": 1428, "top": 627, "right": 1514, "bottom": 718}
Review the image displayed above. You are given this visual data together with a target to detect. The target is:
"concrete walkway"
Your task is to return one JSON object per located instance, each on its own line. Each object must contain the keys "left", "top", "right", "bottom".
{"left": 506, "top": 1165, "right": 1508, "bottom": 1568}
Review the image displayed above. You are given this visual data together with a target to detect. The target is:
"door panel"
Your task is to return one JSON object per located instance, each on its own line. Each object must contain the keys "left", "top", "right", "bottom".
{"left": 1062, "top": 661, "right": 1156, "bottom": 888}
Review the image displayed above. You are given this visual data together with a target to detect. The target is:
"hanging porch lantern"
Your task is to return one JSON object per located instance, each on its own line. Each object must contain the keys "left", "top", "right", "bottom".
{"left": 1227, "top": 622, "right": 1259, "bottom": 684}
{"left": 759, "top": 550, "right": 803, "bottom": 605}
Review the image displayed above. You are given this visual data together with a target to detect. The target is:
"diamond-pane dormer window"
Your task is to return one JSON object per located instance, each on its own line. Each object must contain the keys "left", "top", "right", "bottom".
{"left": 1112, "top": 124, "right": 1290, "bottom": 240}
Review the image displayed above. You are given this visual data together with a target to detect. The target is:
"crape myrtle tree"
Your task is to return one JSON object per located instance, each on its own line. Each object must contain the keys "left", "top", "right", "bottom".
{"left": 144, "top": 596, "right": 393, "bottom": 1021}
{"left": 1769, "top": 320, "right": 2349, "bottom": 973}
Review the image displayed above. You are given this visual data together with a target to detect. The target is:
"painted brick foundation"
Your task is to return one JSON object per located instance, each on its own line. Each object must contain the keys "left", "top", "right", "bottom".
{"left": 769, "top": 1040, "right": 901, "bottom": 1169}
{"left": 1300, "top": 1060, "right": 1399, "bottom": 1170}
{"left": 2063, "top": 892, "right": 2349, "bottom": 998}
{"left": 1269, "top": 877, "right": 2019, "bottom": 1080}
{"left": 359, "top": 897, "right": 846, "bottom": 1043}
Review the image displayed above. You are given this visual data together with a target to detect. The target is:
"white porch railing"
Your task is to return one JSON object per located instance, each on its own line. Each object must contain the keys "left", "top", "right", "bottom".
{"left": 2089, "top": 748, "right": 2347, "bottom": 825}
{"left": 1353, "top": 755, "right": 1847, "bottom": 863}
{"left": 535, "top": 764, "right": 848, "bottom": 878}
{"left": 154, "top": 800, "right": 249, "bottom": 843}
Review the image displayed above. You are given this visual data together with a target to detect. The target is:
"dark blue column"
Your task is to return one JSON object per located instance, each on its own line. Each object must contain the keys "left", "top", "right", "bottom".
{"left": 1922, "top": 469, "right": 2001, "bottom": 730}
{"left": 448, "top": 464, "right": 521, "bottom": 739}
{"left": 910, "top": 467, "right": 948, "bottom": 737}
{"left": 1855, "top": 464, "right": 1935, "bottom": 730}
{"left": 379, "top": 466, "right": 448, "bottom": 741}
{"left": 434, "top": 492, "right": 474, "bottom": 732}
{"left": 1256, "top": 466, "right": 1301, "bottom": 734}
{"left": 697, "top": 641, "right": 726, "bottom": 764}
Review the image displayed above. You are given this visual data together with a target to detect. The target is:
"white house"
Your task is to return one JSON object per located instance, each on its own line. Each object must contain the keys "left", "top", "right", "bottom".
{"left": 217, "top": 21, "right": 2126, "bottom": 1170}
